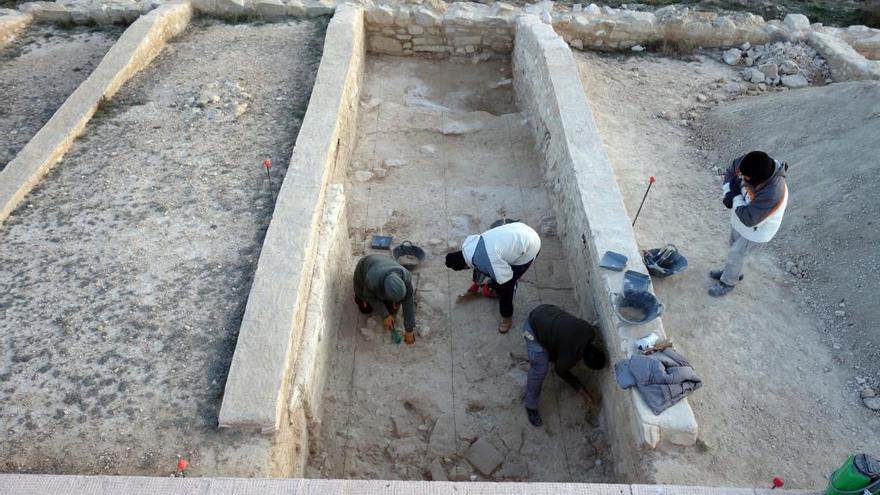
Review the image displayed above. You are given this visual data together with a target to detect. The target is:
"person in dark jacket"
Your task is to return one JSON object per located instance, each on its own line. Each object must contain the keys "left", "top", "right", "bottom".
{"left": 353, "top": 254, "right": 416, "bottom": 344}
{"left": 712, "top": 151, "right": 789, "bottom": 297}
{"left": 521, "top": 304, "right": 606, "bottom": 426}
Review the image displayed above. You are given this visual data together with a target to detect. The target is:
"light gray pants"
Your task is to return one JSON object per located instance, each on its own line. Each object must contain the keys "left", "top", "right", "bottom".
{"left": 721, "top": 229, "right": 758, "bottom": 286}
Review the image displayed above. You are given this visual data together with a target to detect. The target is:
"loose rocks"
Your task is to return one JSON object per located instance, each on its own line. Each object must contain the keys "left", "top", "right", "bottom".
{"left": 465, "top": 437, "right": 504, "bottom": 476}
{"left": 781, "top": 73, "right": 809, "bottom": 88}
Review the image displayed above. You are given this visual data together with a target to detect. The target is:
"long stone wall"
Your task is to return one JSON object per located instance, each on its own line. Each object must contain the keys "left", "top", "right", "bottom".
{"left": 0, "top": 1, "right": 193, "bottom": 224}
{"left": 217, "top": 3, "right": 365, "bottom": 435}
{"left": 512, "top": 14, "right": 698, "bottom": 481}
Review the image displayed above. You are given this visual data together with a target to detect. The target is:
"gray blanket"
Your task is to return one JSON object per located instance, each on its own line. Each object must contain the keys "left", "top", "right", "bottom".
{"left": 615, "top": 348, "right": 702, "bottom": 415}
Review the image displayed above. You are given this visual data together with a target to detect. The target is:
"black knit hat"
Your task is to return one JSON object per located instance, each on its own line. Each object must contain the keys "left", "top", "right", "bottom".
{"left": 583, "top": 344, "right": 607, "bottom": 370}
{"left": 445, "top": 251, "right": 468, "bottom": 271}
{"left": 739, "top": 151, "right": 775, "bottom": 185}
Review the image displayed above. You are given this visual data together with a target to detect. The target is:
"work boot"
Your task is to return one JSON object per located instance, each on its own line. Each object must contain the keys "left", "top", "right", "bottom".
{"left": 498, "top": 317, "right": 513, "bottom": 334}
{"left": 708, "top": 282, "right": 735, "bottom": 297}
{"left": 709, "top": 270, "right": 743, "bottom": 282}
{"left": 526, "top": 407, "right": 542, "bottom": 427}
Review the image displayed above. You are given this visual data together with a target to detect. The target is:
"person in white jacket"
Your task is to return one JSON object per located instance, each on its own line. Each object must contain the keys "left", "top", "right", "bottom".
{"left": 445, "top": 221, "right": 541, "bottom": 333}
{"left": 711, "top": 151, "right": 789, "bottom": 297}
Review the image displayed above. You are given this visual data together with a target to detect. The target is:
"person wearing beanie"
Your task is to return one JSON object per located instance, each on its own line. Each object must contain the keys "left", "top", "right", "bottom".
{"left": 712, "top": 151, "right": 789, "bottom": 297}
{"left": 521, "top": 304, "right": 606, "bottom": 427}
{"left": 353, "top": 254, "right": 417, "bottom": 344}
{"left": 445, "top": 221, "right": 541, "bottom": 333}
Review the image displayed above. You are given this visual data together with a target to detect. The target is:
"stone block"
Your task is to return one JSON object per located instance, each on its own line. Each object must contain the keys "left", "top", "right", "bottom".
{"left": 215, "top": 0, "right": 248, "bottom": 17}
{"left": 428, "top": 413, "right": 455, "bottom": 457}
{"left": 254, "top": 0, "right": 287, "bottom": 18}
{"left": 304, "top": 0, "right": 334, "bottom": 17}
{"left": 365, "top": 4, "right": 393, "bottom": 26}
{"left": 784, "top": 13, "right": 810, "bottom": 32}
{"left": 370, "top": 35, "right": 402, "bottom": 53}
{"left": 407, "top": 24, "right": 423, "bottom": 35}
{"left": 464, "top": 438, "right": 504, "bottom": 476}
{"left": 286, "top": 0, "right": 306, "bottom": 16}
{"left": 35, "top": 2, "right": 71, "bottom": 23}
{"left": 413, "top": 5, "right": 441, "bottom": 27}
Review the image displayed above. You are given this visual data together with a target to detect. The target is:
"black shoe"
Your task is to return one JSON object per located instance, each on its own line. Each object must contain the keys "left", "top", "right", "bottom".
{"left": 709, "top": 270, "right": 743, "bottom": 282}
{"left": 708, "top": 282, "right": 735, "bottom": 297}
{"left": 526, "top": 408, "right": 542, "bottom": 427}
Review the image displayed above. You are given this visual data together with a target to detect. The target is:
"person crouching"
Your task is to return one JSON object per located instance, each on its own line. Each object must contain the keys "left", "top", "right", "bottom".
{"left": 353, "top": 254, "right": 416, "bottom": 344}
{"left": 522, "top": 304, "right": 606, "bottom": 427}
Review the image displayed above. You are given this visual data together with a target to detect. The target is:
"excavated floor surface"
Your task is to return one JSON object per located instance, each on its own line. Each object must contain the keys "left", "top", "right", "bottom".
{"left": 306, "top": 56, "right": 614, "bottom": 482}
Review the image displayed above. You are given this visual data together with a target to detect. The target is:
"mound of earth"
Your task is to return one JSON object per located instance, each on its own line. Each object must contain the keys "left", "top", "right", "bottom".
{"left": 700, "top": 81, "right": 880, "bottom": 385}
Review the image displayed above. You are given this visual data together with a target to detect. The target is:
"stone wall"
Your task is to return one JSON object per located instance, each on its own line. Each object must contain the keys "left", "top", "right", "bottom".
{"left": 808, "top": 31, "right": 880, "bottom": 81}
{"left": 285, "top": 184, "right": 350, "bottom": 475}
{"left": 513, "top": 14, "right": 698, "bottom": 481}
{"left": 363, "top": 1, "right": 515, "bottom": 58}
{"left": 217, "top": 4, "right": 365, "bottom": 437}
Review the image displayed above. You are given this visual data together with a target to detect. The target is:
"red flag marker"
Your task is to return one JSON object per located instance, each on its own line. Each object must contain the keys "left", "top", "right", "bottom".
{"left": 632, "top": 176, "right": 657, "bottom": 227}
{"left": 263, "top": 158, "right": 276, "bottom": 203}
{"left": 177, "top": 457, "right": 188, "bottom": 477}
{"left": 772, "top": 477, "right": 784, "bottom": 489}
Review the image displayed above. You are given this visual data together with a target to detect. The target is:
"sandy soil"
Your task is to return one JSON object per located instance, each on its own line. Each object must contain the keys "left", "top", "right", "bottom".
{"left": 0, "top": 24, "right": 120, "bottom": 170}
{"left": 577, "top": 50, "right": 880, "bottom": 488}
{"left": 0, "top": 19, "right": 324, "bottom": 475}
{"left": 307, "top": 56, "right": 615, "bottom": 483}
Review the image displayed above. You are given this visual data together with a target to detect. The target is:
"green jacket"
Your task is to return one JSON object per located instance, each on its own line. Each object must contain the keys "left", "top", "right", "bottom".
{"left": 353, "top": 254, "right": 416, "bottom": 330}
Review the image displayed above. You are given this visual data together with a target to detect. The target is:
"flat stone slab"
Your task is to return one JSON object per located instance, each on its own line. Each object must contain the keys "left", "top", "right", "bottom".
{"left": 465, "top": 437, "right": 505, "bottom": 476}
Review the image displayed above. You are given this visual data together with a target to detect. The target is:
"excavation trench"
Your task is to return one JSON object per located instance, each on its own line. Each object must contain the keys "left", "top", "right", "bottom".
{"left": 0, "top": 24, "right": 120, "bottom": 170}
{"left": 304, "top": 55, "right": 614, "bottom": 482}
{"left": 0, "top": 18, "right": 324, "bottom": 475}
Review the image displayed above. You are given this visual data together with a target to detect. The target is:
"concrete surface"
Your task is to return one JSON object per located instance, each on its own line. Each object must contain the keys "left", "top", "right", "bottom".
{"left": 217, "top": 4, "right": 364, "bottom": 434}
{"left": 512, "top": 14, "right": 698, "bottom": 479}
{"left": 0, "top": 1, "right": 193, "bottom": 224}
{"left": 0, "top": 474, "right": 826, "bottom": 495}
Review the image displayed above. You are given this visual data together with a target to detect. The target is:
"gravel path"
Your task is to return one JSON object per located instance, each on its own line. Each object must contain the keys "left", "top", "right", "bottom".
{"left": 0, "top": 18, "right": 325, "bottom": 476}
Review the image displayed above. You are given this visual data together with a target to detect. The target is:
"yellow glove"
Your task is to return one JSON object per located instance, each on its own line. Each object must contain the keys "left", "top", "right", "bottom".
{"left": 404, "top": 330, "right": 415, "bottom": 345}
{"left": 383, "top": 315, "right": 394, "bottom": 330}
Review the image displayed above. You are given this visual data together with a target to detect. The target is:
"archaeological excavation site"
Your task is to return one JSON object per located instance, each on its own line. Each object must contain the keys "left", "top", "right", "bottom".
{"left": 1, "top": 0, "right": 880, "bottom": 493}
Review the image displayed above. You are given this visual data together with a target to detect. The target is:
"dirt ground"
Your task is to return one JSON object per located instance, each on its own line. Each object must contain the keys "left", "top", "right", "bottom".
{"left": 701, "top": 82, "right": 880, "bottom": 396}
{"left": 577, "top": 50, "right": 880, "bottom": 488}
{"left": 0, "top": 24, "right": 120, "bottom": 170}
{"left": 307, "top": 56, "right": 615, "bottom": 482}
{"left": 0, "top": 19, "right": 324, "bottom": 475}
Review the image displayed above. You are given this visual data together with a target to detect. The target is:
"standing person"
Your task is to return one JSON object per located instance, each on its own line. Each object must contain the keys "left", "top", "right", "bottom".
{"left": 353, "top": 254, "right": 417, "bottom": 344}
{"left": 445, "top": 221, "right": 541, "bottom": 333}
{"left": 522, "top": 304, "right": 606, "bottom": 427}
{"left": 711, "top": 151, "right": 789, "bottom": 297}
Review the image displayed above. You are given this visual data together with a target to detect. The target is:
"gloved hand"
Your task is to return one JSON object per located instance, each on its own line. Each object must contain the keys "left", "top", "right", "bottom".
{"left": 383, "top": 315, "right": 394, "bottom": 330}
{"left": 722, "top": 177, "right": 742, "bottom": 209}
{"left": 404, "top": 330, "right": 415, "bottom": 345}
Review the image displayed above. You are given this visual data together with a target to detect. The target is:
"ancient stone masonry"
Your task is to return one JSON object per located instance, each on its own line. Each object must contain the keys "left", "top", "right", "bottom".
{"left": 9, "top": 0, "right": 880, "bottom": 76}
{"left": 364, "top": 1, "right": 516, "bottom": 59}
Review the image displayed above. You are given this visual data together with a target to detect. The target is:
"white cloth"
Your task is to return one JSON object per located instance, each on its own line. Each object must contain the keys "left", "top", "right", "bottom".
{"left": 729, "top": 183, "right": 788, "bottom": 243}
{"left": 461, "top": 222, "right": 541, "bottom": 284}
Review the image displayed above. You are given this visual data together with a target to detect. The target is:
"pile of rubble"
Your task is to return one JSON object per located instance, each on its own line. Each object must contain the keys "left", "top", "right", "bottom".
{"left": 722, "top": 41, "right": 832, "bottom": 88}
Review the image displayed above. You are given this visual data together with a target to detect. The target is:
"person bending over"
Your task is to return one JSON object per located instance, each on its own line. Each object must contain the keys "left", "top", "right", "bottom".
{"left": 353, "top": 254, "right": 416, "bottom": 344}
{"left": 445, "top": 221, "right": 541, "bottom": 333}
{"left": 522, "top": 304, "right": 606, "bottom": 426}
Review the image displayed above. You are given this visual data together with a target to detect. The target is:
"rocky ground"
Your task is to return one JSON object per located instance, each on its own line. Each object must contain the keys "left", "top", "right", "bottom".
{"left": 0, "top": 24, "right": 120, "bottom": 170}
{"left": 0, "top": 18, "right": 325, "bottom": 476}
{"left": 577, "top": 48, "right": 880, "bottom": 488}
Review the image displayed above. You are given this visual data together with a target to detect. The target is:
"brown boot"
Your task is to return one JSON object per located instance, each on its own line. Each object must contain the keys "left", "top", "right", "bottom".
{"left": 498, "top": 317, "right": 512, "bottom": 334}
